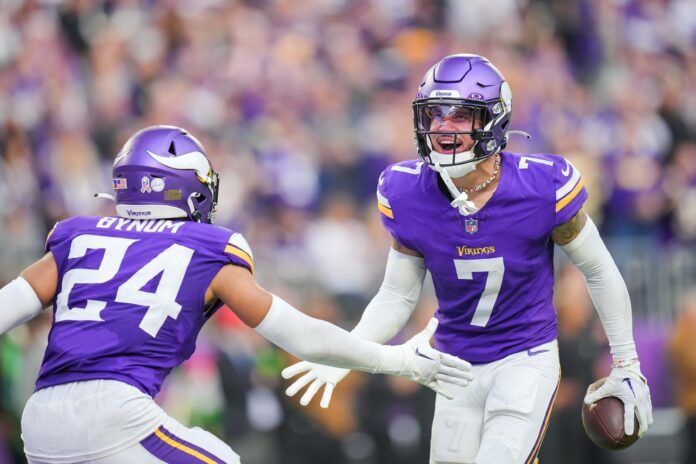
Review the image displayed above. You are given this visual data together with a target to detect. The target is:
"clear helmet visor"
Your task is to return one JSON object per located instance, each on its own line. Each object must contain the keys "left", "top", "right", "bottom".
{"left": 414, "top": 102, "right": 488, "bottom": 163}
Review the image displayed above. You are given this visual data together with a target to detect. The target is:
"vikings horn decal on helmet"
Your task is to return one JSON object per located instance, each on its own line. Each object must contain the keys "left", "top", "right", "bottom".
{"left": 412, "top": 54, "right": 514, "bottom": 172}
{"left": 109, "top": 125, "right": 220, "bottom": 223}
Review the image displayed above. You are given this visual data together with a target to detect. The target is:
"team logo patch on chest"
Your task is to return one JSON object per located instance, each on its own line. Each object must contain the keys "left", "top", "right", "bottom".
{"left": 465, "top": 218, "right": 478, "bottom": 234}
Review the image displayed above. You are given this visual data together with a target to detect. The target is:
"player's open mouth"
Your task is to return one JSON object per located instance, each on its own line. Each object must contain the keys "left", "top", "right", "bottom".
{"left": 436, "top": 136, "right": 463, "bottom": 152}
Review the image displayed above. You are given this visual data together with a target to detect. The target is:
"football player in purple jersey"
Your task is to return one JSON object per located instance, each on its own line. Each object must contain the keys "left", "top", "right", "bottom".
{"left": 283, "top": 54, "right": 653, "bottom": 463}
{"left": 0, "top": 125, "right": 474, "bottom": 464}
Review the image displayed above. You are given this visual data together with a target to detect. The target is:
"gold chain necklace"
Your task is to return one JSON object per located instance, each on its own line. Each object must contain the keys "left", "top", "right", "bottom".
{"left": 457, "top": 155, "right": 500, "bottom": 193}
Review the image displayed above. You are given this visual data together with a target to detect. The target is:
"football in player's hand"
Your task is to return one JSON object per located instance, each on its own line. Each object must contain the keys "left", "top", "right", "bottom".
{"left": 581, "top": 378, "right": 639, "bottom": 450}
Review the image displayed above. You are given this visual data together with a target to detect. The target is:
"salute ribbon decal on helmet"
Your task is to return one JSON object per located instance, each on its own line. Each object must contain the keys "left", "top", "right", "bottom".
{"left": 96, "top": 125, "right": 220, "bottom": 224}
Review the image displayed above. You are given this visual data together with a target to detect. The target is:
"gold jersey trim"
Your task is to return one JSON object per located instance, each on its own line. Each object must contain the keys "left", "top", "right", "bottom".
{"left": 555, "top": 178, "right": 584, "bottom": 213}
{"left": 377, "top": 200, "right": 394, "bottom": 219}
{"left": 224, "top": 244, "right": 254, "bottom": 273}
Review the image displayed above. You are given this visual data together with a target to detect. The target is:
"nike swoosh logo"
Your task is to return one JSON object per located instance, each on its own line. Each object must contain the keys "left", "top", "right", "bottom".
{"left": 561, "top": 161, "right": 571, "bottom": 176}
{"left": 146, "top": 150, "right": 211, "bottom": 181}
{"left": 622, "top": 378, "right": 636, "bottom": 397}
{"left": 527, "top": 348, "right": 550, "bottom": 357}
{"left": 415, "top": 347, "right": 434, "bottom": 361}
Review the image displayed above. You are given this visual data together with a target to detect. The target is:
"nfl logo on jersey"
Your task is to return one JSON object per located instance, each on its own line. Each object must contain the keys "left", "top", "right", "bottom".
{"left": 465, "top": 218, "right": 478, "bottom": 234}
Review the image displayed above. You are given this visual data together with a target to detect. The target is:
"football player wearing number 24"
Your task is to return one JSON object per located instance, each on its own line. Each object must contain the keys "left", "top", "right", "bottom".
{"left": 282, "top": 54, "right": 653, "bottom": 464}
{"left": 0, "top": 126, "right": 474, "bottom": 464}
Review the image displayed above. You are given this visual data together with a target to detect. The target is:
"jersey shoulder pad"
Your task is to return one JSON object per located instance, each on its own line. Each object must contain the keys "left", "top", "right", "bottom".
{"left": 376, "top": 168, "right": 394, "bottom": 220}
{"left": 223, "top": 231, "right": 254, "bottom": 273}
{"left": 376, "top": 160, "right": 426, "bottom": 249}
{"left": 376, "top": 159, "right": 424, "bottom": 220}
{"left": 549, "top": 154, "right": 587, "bottom": 225}
{"left": 193, "top": 223, "right": 255, "bottom": 273}
{"left": 510, "top": 153, "right": 587, "bottom": 227}
{"left": 45, "top": 216, "right": 95, "bottom": 252}
{"left": 388, "top": 159, "right": 425, "bottom": 175}
{"left": 518, "top": 153, "right": 590, "bottom": 226}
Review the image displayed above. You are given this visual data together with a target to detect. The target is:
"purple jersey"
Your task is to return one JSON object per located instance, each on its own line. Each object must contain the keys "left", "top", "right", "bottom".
{"left": 36, "top": 216, "right": 254, "bottom": 397}
{"left": 377, "top": 152, "right": 587, "bottom": 363}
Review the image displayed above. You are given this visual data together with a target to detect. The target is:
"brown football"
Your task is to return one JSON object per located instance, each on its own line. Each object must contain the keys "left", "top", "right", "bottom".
{"left": 581, "top": 378, "right": 639, "bottom": 450}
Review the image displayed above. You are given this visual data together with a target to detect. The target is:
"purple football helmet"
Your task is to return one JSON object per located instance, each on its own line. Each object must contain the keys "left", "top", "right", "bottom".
{"left": 413, "top": 54, "right": 513, "bottom": 167}
{"left": 111, "top": 125, "right": 219, "bottom": 223}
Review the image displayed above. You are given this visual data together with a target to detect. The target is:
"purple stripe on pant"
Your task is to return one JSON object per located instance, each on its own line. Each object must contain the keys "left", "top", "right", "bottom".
{"left": 140, "top": 426, "right": 226, "bottom": 464}
{"left": 523, "top": 375, "right": 560, "bottom": 464}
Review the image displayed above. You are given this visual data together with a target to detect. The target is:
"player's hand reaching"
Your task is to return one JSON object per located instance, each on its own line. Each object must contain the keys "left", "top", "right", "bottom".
{"left": 584, "top": 361, "right": 653, "bottom": 437}
{"left": 282, "top": 318, "right": 474, "bottom": 408}
{"left": 281, "top": 361, "right": 349, "bottom": 409}
{"left": 394, "top": 318, "right": 474, "bottom": 398}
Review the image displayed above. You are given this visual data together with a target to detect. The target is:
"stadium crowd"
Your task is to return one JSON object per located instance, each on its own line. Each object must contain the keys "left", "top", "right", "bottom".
{"left": 0, "top": 0, "right": 693, "bottom": 462}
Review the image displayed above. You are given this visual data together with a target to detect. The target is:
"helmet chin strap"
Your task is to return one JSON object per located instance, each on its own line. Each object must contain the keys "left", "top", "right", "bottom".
{"left": 431, "top": 161, "right": 479, "bottom": 216}
{"left": 429, "top": 149, "right": 481, "bottom": 178}
{"left": 429, "top": 130, "right": 527, "bottom": 215}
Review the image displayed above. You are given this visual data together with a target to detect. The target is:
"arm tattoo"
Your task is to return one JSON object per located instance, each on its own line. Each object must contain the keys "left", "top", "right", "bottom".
{"left": 551, "top": 209, "right": 588, "bottom": 246}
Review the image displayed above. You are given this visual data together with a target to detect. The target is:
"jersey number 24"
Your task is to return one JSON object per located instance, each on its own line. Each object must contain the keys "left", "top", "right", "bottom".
{"left": 54, "top": 234, "right": 194, "bottom": 337}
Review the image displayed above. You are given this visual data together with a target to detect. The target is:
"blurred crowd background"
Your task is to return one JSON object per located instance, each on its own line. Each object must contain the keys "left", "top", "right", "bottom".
{"left": 0, "top": 0, "right": 694, "bottom": 463}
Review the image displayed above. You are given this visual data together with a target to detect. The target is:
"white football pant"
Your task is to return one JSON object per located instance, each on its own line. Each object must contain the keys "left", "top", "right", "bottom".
{"left": 22, "top": 379, "right": 240, "bottom": 464}
{"left": 430, "top": 339, "right": 560, "bottom": 464}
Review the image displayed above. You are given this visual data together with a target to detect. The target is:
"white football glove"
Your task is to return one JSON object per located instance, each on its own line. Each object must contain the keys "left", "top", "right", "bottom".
{"left": 281, "top": 361, "right": 349, "bottom": 409}
{"left": 583, "top": 361, "right": 653, "bottom": 437}
{"left": 282, "top": 318, "right": 474, "bottom": 408}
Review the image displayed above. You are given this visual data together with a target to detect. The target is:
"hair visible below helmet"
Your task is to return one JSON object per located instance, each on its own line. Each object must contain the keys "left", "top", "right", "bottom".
{"left": 111, "top": 125, "right": 219, "bottom": 223}
{"left": 413, "top": 54, "right": 512, "bottom": 167}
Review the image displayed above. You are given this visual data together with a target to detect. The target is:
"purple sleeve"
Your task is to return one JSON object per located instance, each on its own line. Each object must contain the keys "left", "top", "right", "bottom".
{"left": 186, "top": 223, "right": 255, "bottom": 274}
{"left": 45, "top": 222, "right": 61, "bottom": 253}
{"left": 553, "top": 156, "right": 588, "bottom": 227}
{"left": 45, "top": 217, "right": 81, "bottom": 253}
{"left": 221, "top": 232, "right": 255, "bottom": 274}
{"left": 377, "top": 166, "right": 422, "bottom": 251}
{"left": 377, "top": 168, "right": 403, "bottom": 243}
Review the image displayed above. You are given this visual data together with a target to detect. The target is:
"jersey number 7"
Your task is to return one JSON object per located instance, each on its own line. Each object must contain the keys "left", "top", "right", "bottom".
{"left": 454, "top": 257, "right": 505, "bottom": 327}
{"left": 54, "top": 234, "right": 194, "bottom": 337}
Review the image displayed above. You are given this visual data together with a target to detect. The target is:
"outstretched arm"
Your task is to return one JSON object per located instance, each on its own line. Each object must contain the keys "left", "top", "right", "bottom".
{"left": 280, "top": 241, "right": 428, "bottom": 407}
{"left": 209, "top": 264, "right": 472, "bottom": 396}
{"left": 554, "top": 209, "right": 652, "bottom": 437}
